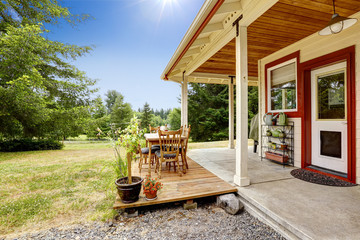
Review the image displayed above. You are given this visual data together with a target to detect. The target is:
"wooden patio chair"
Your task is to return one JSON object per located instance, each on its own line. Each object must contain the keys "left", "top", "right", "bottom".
{"left": 179, "top": 125, "right": 191, "bottom": 170}
{"left": 139, "top": 124, "right": 160, "bottom": 173}
{"left": 149, "top": 125, "right": 160, "bottom": 133}
{"left": 138, "top": 125, "right": 160, "bottom": 173}
{"left": 149, "top": 125, "right": 160, "bottom": 149}
{"left": 155, "top": 129, "right": 182, "bottom": 179}
{"left": 138, "top": 144, "right": 159, "bottom": 173}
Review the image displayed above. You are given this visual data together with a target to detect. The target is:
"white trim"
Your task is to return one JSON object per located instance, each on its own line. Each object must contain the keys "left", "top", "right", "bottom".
{"left": 201, "top": 22, "right": 224, "bottom": 34}
{"left": 161, "top": 0, "right": 277, "bottom": 81}
{"left": 160, "top": 0, "right": 216, "bottom": 80}
{"left": 217, "top": 2, "right": 242, "bottom": 15}
{"left": 186, "top": 27, "right": 236, "bottom": 75}
{"left": 266, "top": 58, "right": 298, "bottom": 113}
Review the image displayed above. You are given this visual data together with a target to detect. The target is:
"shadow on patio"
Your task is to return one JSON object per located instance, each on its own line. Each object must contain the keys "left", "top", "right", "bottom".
{"left": 188, "top": 147, "right": 360, "bottom": 240}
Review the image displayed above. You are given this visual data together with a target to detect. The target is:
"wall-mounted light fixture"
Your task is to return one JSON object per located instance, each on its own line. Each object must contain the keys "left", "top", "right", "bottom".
{"left": 319, "top": 0, "right": 357, "bottom": 36}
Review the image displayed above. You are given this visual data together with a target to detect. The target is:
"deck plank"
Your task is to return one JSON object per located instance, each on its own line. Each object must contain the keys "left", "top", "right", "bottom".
{"left": 113, "top": 156, "right": 237, "bottom": 209}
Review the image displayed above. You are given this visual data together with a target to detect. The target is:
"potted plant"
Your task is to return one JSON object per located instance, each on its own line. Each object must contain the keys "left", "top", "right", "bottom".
{"left": 112, "top": 116, "right": 145, "bottom": 203}
{"left": 143, "top": 175, "right": 163, "bottom": 200}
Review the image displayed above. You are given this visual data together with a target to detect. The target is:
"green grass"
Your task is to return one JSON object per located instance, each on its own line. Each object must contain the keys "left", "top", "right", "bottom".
{"left": 0, "top": 139, "right": 249, "bottom": 237}
{"left": 0, "top": 141, "right": 117, "bottom": 236}
{"left": 0, "top": 194, "right": 52, "bottom": 228}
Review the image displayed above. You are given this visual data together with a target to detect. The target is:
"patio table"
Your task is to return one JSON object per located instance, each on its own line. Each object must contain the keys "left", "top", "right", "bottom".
{"left": 144, "top": 133, "right": 187, "bottom": 176}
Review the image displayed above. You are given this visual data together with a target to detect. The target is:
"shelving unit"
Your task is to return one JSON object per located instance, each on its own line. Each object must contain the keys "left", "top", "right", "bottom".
{"left": 261, "top": 122, "right": 294, "bottom": 167}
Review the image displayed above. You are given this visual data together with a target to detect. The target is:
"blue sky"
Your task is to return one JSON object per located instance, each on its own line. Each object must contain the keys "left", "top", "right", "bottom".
{"left": 47, "top": 0, "right": 204, "bottom": 111}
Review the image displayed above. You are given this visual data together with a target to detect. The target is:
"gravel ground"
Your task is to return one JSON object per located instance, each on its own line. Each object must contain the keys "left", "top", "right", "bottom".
{"left": 9, "top": 200, "right": 285, "bottom": 240}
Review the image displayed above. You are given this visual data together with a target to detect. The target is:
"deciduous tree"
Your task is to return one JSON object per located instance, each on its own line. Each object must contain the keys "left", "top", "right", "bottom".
{"left": 167, "top": 108, "right": 181, "bottom": 130}
{"left": 105, "top": 90, "right": 121, "bottom": 114}
{"left": 0, "top": 1, "right": 95, "bottom": 140}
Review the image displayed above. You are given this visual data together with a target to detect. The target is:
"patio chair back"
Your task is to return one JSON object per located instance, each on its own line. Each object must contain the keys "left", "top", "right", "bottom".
{"left": 183, "top": 125, "right": 191, "bottom": 150}
{"left": 149, "top": 125, "right": 160, "bottom": 133}
{"left": 158, "top": 129, "right": 182, "bottom": 157}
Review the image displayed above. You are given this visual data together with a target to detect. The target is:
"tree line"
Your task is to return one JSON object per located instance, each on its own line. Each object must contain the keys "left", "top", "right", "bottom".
{"left": 86, "top": 90, "right": 180, "bottom": 139}
{"left": 0, "top": 0, "right": 258, "bottom": 144}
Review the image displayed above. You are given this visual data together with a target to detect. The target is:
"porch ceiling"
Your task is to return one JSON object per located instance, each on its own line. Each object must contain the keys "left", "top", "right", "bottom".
{"left": 194, "top": 0, "right": 360, "bottom": 78}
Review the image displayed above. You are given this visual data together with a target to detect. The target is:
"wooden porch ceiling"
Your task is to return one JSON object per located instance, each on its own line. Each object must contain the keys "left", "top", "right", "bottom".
{"left": 194, "top": 0, "right": 360, "bottom": 78}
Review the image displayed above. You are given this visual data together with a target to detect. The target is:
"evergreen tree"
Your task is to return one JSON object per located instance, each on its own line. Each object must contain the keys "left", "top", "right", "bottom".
{"left": 110, "top": 94, "right": 132, "bottom": 128}
{"left": 188, "top": 83, "right": 258, "bottom": 142}
{"left": 140, "top": 102, "right": 152, "bottom": 130}
{"left": 188, "top": 83, "right": 229, "bottom": 142}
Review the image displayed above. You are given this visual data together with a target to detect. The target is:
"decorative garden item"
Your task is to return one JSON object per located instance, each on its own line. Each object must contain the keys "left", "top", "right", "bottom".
{"left": 278, "top": 112, "right": 288, "bottom": 125}
{"left": 112, "top": 116, "right": 145, "bottom": 203}
{"left": 278, "top": 130, "right": 286, "bottom": 138}
{"left": 263, "top": 112, "right": 279, "bottom": 126}
{"left": 143, "top": 175, "right": 163, "bottom": 201}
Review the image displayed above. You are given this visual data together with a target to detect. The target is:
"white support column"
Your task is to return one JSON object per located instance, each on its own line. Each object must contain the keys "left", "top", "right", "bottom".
{"left": 228, "top": 78, "right": 235, "bottom": 149}
{"left": 181, "top": 76, "right": 188, "bottom": 127}
{"left": 234, "top": 26, "right": 250, "bottom": 187}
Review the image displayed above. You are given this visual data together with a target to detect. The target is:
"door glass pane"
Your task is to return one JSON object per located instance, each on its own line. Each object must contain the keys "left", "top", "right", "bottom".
{"left": 320, "top": 131, "right": 341, "bottom": 158}
{"left": 317, "top": 71, "right": 345, "bottom": 119}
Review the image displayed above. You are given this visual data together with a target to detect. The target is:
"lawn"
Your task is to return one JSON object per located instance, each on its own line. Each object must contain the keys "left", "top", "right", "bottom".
{"left": 0, "top": 140, "right": 247, "bottom": 237}
{"left": 0, "top": 141, "right": 116, "bottom": 237}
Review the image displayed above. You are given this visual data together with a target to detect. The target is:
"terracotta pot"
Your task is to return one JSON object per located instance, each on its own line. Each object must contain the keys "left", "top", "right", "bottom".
{"left": 144, "top": 190, "right": 158, "bottom": 200}
{"left": 115, "top": 176, "right": 143, "bottom": 203}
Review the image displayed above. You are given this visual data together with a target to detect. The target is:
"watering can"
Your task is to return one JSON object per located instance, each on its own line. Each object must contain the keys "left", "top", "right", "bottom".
{"left": 278, "top": 112, "right": 288, "bottom": 125}
{"left": 271, "top": 129, "right": 285, "bottom": 138}
{"left": 263, "top": 112, "right": 279, "bottom": 125}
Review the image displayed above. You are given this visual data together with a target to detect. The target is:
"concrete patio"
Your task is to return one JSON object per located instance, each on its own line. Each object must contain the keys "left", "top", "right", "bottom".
{"left": 188, "top": 147, "right": 360, "bottom": 240}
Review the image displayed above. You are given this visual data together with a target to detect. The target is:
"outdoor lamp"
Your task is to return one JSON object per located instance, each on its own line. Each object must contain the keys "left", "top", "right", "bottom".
{"left": 319, "top": 0, "right": 357, "bottom": 36}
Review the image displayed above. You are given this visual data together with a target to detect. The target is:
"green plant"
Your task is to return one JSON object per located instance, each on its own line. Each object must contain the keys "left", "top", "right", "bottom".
{"left": 103, "top": 116, "right": 145, "bottom": 184}
{"left": 117, "top": 116, "right": 145, "bottom": 184}
{"left": 100, "top": 126, "right": 127, "bottom": 180}
{"left": 0, "top": 139, "right": 63, "bottom": 152}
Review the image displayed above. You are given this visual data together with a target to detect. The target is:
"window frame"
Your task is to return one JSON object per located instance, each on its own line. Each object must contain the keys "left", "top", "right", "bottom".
{"left": 267, "top": 57, "right": 298, "bottom": 113}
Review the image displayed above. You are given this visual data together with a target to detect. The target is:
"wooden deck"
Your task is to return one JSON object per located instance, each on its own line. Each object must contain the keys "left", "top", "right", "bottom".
{"left": 113, "top": 156, "right": 237, "bottom": 209}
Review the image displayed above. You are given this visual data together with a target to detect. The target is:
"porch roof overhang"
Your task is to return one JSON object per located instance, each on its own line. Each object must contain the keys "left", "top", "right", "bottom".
{"left": 160, "top": 0, "right": 360, "bottom": 85}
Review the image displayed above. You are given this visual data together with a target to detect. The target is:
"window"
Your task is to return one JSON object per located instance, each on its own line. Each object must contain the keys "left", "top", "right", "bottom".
{"left": 267, "top": 58, "right": 297, "bottom": 112}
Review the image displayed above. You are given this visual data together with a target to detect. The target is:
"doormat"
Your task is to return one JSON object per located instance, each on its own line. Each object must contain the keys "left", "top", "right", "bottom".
{"left": 290, "top": 169, "right": 357, "bottom": 187}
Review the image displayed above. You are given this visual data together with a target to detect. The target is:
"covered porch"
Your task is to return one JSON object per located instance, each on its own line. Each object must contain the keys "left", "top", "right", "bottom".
{"left": 188, "top": 147, "right": 360, "bottom": 239}
{"left": 161, "top": 0, "right": 360, "bottom": 185}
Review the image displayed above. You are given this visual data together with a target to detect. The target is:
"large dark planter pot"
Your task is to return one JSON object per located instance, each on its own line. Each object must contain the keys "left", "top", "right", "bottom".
{"left": 115, "top": 176, "right": 144, "bottom": 203}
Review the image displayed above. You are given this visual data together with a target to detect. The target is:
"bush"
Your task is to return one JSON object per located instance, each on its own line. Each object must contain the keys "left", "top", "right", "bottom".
{"left": 0, "top": 139, "right": 63, "bottom": 152}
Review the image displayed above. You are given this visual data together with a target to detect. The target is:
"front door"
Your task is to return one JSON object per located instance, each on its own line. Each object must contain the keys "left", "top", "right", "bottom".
{"left": 311, "top": 62, "right": 347, "bottom": 174}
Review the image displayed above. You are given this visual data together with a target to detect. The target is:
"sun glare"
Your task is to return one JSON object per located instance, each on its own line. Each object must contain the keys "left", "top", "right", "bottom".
{"left": 128, "top": 0, "right": 182, "bottom": 30}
